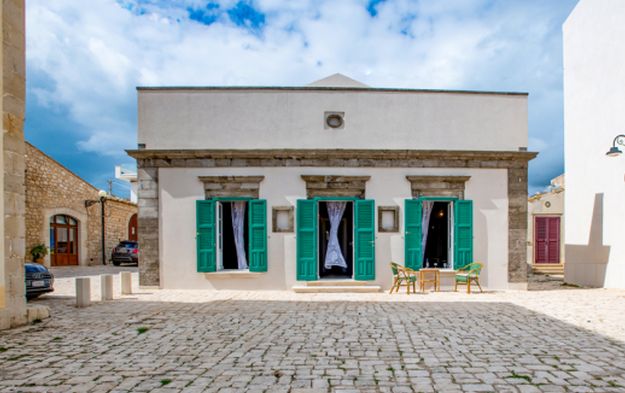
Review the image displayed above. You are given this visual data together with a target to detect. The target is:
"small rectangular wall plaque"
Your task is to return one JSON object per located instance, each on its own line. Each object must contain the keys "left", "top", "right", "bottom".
{"left": 378, "top": 206, "right": 399, "bottom": 233}
{"left": 272, "top": 206, "right": 294, "bottom": 233}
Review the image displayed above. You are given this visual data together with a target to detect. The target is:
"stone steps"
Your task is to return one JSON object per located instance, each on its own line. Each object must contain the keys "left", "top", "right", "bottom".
{"left": 292, "top": 285, "right": 382, "bottom": 293}
{"left": 306, "top": 280, "right": 370, "bottom": 287}
{"left": 532, "top": 264, "right": 564, "bottom": 275}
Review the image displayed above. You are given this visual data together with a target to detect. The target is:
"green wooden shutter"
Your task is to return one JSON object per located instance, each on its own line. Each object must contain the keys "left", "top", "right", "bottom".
{"left": 248, "top": 199, "right": 267, "bottom": 272}
{"left": 454, "top": 200, "right": 473, "bottom": 269}
{"left": 354, "top": 199, "right": 375, "bottom": 280}
{"left": 404, "top": 199, "right": 422, "bottom": 270}
{"left": 296, "top": 199, "right": 318, "bottom": 281}
{"left": 196, "top": 200, "right": 216, "bottom": 272}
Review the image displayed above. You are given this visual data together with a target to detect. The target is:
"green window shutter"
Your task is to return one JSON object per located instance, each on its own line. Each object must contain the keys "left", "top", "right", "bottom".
{"left": 196, "top": 200, "right": 216, "bottom": 273}
{"left": 404, "top": 199, "right": 422, "bottom": 270}
{"left": 296, "top": 199, "right": 317, "bottom": 281}
{"left": 248, "top": 199, "right": 267, "bottom": 272}
{"left": 354, "top": 199, "right": 375, "bottom": 281}
{"left": 454, "top": 200, "right": 473, "bottom": 269}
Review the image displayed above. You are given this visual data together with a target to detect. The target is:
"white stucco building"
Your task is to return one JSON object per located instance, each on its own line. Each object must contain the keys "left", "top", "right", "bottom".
{"left": 564, "top": 0, "right": 625, "bottom": 288}
{"left": 128, "top": 74, "right": 535, "bottom": 291}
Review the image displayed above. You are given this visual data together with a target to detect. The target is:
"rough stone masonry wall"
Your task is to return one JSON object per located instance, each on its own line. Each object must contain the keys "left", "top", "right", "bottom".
{"left": 25, "top": 143, "right": 137, "bottom": 266}
{"left": 137, "top": 167, "right": 159, "bottom": 286}
{"left": 1, "top": 0, "right": 26, "bottom": 329}
{"left": 104, "top": 199, "right": 137, "bottom": 256}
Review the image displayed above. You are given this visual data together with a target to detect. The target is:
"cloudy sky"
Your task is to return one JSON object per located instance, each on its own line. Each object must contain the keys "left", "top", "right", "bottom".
{"left": 25, "top": 0, "right": 579, "bottom": 197}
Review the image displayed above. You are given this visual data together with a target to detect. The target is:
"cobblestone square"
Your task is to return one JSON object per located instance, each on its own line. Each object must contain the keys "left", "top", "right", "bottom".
{"left": 1, "top": 268, "right": 625, "bottom": 392}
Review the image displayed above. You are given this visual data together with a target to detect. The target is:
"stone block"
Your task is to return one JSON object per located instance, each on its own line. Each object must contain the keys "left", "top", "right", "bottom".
{"left": 26, "top": 305, "right": 50, "bottom": 323}
{"left": 101, "top": 274, "right": 114, "bottom": 300}
{"left": 121, "top": 272, "right": 132, "bottom": 295}
{"left": 76, "top": 277, "right": 91, "bottom": 307}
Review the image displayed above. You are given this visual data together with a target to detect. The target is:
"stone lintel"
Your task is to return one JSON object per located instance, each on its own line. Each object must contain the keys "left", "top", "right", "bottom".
{"left": 199, "top": 175, "right": 264, "bottom": 199}
{"left": 406, "top": 175, "right": 471, "bottom": 199}
{"left": 301, "top": 175, "right": 370, "bottom": 199}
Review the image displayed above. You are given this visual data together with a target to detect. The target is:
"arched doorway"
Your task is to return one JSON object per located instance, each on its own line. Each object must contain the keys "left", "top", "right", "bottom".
{"left": 50, "top": 214, "right": 79, "bottom": 266}
{"left": 128, "top": 213, "right": 138, "bottom": 241}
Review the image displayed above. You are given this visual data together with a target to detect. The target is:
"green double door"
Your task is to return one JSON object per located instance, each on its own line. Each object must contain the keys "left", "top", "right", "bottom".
{"left": 296, "top": 198, "right": 375, "bottom": 281}
{"left": 404, "top": 198, "right": 473, "bottom": 270}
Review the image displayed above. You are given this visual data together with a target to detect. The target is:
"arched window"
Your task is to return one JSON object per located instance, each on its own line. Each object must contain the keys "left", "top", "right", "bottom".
{"left": 50, "top": 214, "right": 79, "bottom": 266}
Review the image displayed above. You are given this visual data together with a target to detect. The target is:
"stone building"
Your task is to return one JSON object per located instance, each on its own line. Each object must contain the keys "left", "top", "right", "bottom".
{"left": 25, "top": 142, "right": 138, "bottom": 267}
{"left": 129, "top": 74, "right": 535, "bottom": 291}
{"left": 1, "top": 0, "right": 27, "bottom": 329}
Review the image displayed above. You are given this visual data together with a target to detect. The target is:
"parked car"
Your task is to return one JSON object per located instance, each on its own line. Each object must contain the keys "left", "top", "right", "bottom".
{"left": 25, "top": 262, "right": 54, "bottom": 300}
{"left": 111, "top": 240, "right": 138, "bottom": 266}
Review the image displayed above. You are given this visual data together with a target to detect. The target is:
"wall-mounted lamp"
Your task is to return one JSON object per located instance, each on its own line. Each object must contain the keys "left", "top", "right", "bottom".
{"left": 606, "top": 134, "right": 625, "bottom": 157}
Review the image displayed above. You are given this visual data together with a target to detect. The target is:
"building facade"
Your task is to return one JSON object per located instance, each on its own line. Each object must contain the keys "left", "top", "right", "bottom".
{"left": 0, "top": 0, "right": 27, "bottom": 329}
{"left": 25, "top": 142, "right": 138, "bottom": 267}
{"left": 564, "top": 0, "right": 625, "bottom": 288}
{"left": 527, "top": 175, "right": 564, "bottom": 274}
{"left": 129, "top": 75, "right": 535, "bottom": 291}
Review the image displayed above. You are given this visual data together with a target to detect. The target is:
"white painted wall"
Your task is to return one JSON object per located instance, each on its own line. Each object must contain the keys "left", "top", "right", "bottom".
{"left": 138, "top": 88, "right": 528, "bottom": 152}
{"left": 564, "top": 0, "right": 625, "bottom": 287}
{"left": 158, "top": 166, "right": 510, "bottom": 291}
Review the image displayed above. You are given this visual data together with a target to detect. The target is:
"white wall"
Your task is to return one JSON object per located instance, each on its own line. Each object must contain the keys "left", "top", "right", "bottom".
{"left": 139, "top": 89, "right": 528, "bottom": 152}
{"left": 158, "top": 166, "right": 510, "bottom": 291}
{"left": 564, "top": 0, "right": 625, "bottom": 287}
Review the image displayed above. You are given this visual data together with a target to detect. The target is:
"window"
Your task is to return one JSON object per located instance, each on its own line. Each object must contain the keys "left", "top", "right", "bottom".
{"left": 196, "top": 199, "right": 267, "bottom": 273}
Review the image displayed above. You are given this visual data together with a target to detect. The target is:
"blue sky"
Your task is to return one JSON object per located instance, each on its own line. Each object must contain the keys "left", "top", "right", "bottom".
{"left": 26, "top": 0, "right": 579, "bottom": 197}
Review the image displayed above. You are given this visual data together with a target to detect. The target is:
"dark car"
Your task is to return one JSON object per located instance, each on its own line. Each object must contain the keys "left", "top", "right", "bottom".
{"left": 25, "top": 262, "right": 54, "bottom": 300}
{"left": 111, "top": 240, "right": 138, "bottom": 266}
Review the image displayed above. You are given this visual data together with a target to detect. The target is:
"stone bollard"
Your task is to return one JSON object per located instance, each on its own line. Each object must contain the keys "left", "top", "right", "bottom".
{"left": 121, "top": 271, "right": 132, "bottom": 295}
{"left": 101, "top": 274, "right": 114, "bottom": 300}
{"left": 76, "top": 277, "right": 91, "bottom": 307}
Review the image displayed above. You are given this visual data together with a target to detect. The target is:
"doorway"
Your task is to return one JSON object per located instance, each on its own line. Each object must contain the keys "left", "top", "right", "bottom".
{"left": 217, "top": 201, "right": 250, "bottom": 270}
{"left": 318, "top": 201, "right": 354, "bottom": 279}
{"left": 128, "top": 213, "right": 138, "bottom": 241}
{"left": 534, "top": 216, "right": 560, "bottom": 264}
{"left": 423, "top": 201, "right": 453, "bottom": 269}
{"left": 50, "top": 214, "right": 79, "bottom": 266}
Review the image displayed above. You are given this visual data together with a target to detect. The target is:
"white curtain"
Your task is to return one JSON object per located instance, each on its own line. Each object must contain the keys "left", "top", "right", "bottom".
{"left": 231, "top": 201, "right": 248, "bottom": 270}
{"left": 421, "top": 201, "right": 435, "bottom": 264}
{"left": 324, "top": 202, "right": 348, "bottom": 269}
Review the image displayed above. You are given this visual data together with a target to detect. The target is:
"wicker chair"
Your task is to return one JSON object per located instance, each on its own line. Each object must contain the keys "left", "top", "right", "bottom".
{"left": 454, "top": 262, "right": 484, "bottom": 294}
{"left": 389, "top": 262, "right": 418, "bottom": 294}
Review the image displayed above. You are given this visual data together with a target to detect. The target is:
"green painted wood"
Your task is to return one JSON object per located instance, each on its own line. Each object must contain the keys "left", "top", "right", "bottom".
{"left": 248, "top": 199, "right": 267, "bottom": 272}
{"left": 354, "top": 199, "right": 375, "bottom": 280}
{"left": 404, "top": 199, "right": 422, "bottom": 270}
{"left": 296, "top": 199, "right": 318, "bottom": 281}
{"left": 196, "top": 200, "right": 216, "bottom": 272}
{"left": 454, "top": 200, "right": 473, "bottom": 269}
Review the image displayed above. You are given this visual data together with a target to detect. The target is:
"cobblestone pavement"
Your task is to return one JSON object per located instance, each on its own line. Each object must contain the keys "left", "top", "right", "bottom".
{"left": 1, "top": 269, "right": 625, "bottom": 392}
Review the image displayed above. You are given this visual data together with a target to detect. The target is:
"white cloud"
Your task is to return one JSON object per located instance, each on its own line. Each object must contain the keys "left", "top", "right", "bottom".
{"left": 26, "top": 0, "right": 577, "bottom": 191}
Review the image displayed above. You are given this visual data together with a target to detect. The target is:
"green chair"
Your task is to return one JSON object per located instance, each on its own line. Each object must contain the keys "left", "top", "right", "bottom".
{"left": 454, "top": 262, "right": 484, "bottom": 294}
{"left": 389, "top": 262, "right": 418, "bottom": 294}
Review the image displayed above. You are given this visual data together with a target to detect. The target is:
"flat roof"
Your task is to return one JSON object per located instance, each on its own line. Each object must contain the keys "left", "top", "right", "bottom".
{"left": 136, "top": 85, "right": 528, "bottom": 96}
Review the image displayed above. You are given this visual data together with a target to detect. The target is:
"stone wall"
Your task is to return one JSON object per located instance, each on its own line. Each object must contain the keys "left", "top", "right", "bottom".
{"left": 25, "top": 142, "right": 137, "bottom": 266}
{"left": 0, "top": 0, "right": 26, "bottom": 330}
